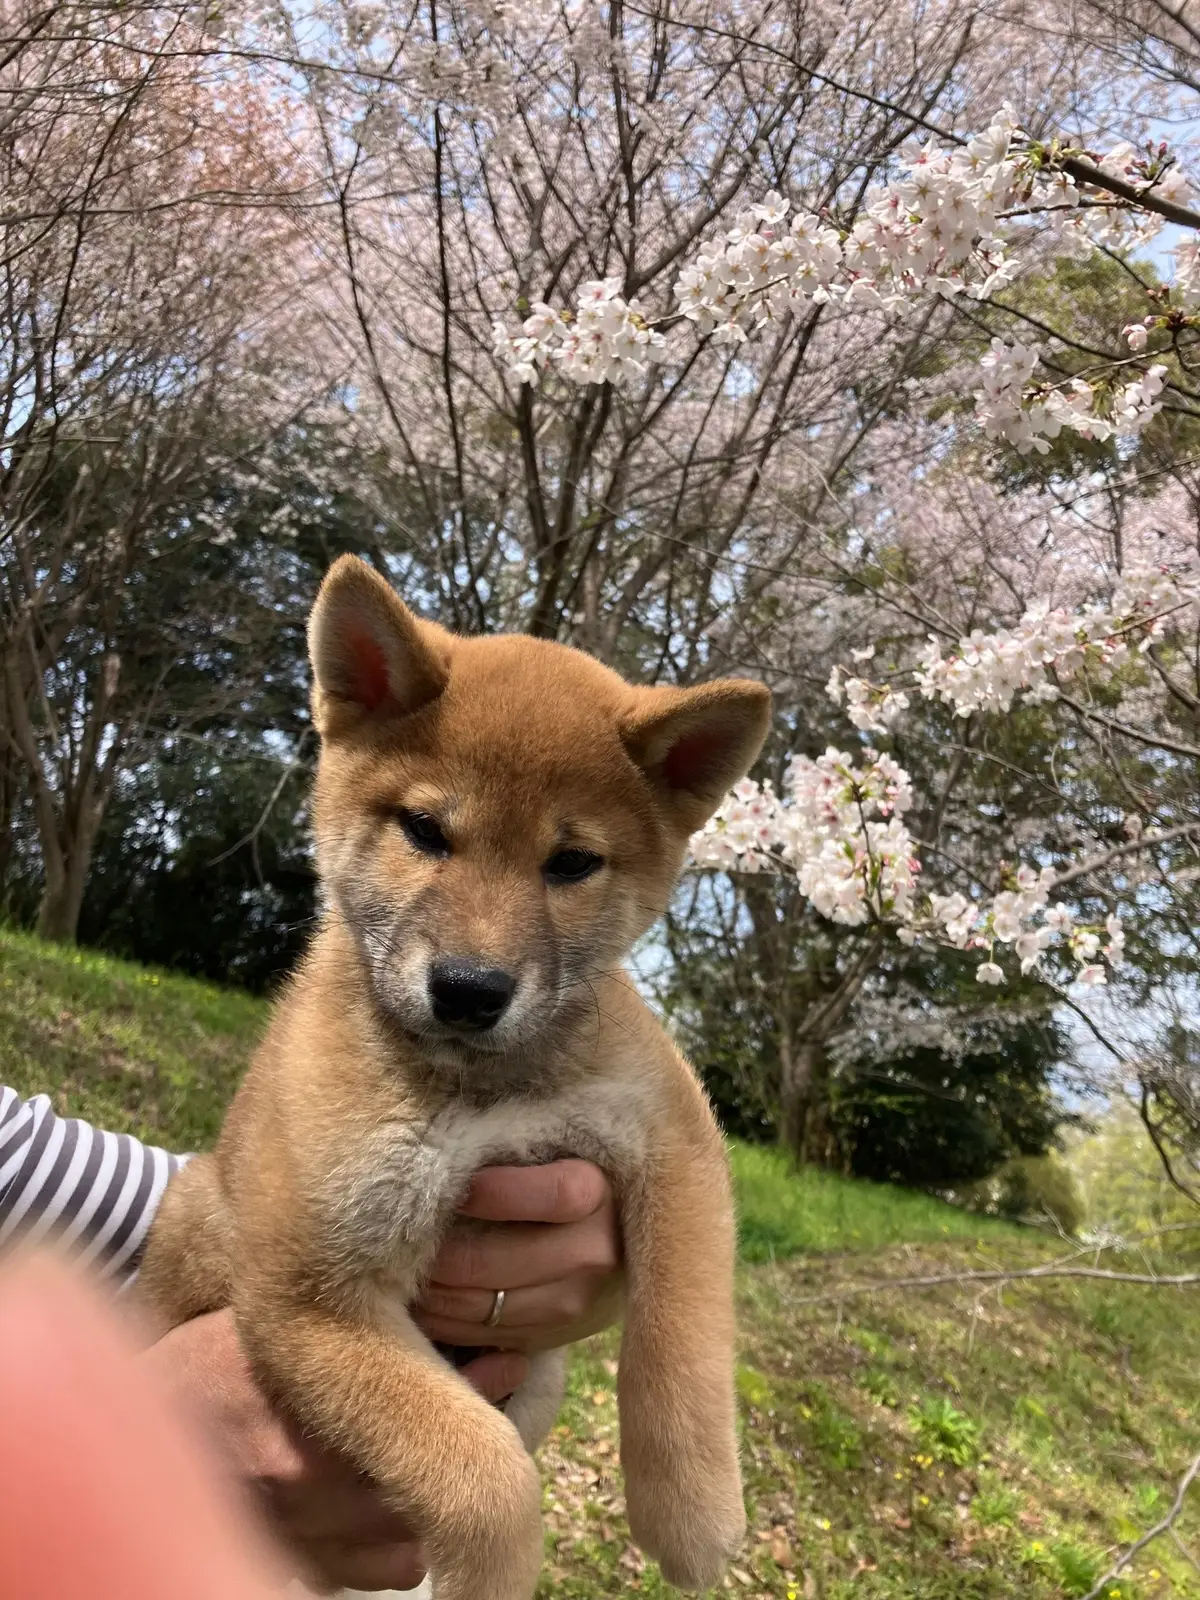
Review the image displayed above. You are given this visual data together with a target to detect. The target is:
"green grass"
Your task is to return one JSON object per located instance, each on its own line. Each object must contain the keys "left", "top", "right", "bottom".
{"left": 731, "top": 1141, "right": 1019, "bottom": 1261}
{"left": 4, "top": 927, "right": 1199, "bottom": 1599}
{"left": 0, "top": 925, "right": 263, "bottom": 1149}
{"left": 544, "top": 1241, "right": 1200, "bottom": 1599}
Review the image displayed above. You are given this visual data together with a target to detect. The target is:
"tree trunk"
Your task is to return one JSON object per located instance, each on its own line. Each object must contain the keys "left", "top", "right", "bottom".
{"left": 5, "top": 637, "right": 117, "bottom": 945}
{"left": 778, "top": 1034, "right": 839, "bottom": 1167}
{"left": 34, "top": 839, "right": 90, "bottom": 943}
{"left": 0, "top": 742, "right": 16, "bottom": 905}
{"left": 34, "top": 805, "right": 99, "bottom": 945}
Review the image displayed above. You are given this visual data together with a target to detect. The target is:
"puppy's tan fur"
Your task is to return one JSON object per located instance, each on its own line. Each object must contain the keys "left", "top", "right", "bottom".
{"left": 136, "top": 556, "right": 771, "bottom": 1600}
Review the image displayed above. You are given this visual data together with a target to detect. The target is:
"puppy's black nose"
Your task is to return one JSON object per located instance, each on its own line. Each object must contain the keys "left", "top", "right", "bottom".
{"left": 428, "top": 958, "right": 516, "bottom": 1031}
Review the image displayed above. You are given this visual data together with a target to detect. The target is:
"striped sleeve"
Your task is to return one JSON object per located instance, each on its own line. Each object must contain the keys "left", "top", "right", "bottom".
{"left": 0, "top": 1086, "right": 190, "bottom": 1288}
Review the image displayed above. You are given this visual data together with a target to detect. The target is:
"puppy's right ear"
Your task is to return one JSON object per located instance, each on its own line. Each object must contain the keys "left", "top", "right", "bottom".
{"left": 308, "top": 555, "right": 450, "bottom": 739}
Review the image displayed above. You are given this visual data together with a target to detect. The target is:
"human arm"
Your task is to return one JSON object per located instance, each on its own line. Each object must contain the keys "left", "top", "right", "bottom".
{"left": 0, "top": 1088, "right": 623, "bottom": 1328}
{"left": 0, "top": 1086, "right": 186, "bottom": 1286}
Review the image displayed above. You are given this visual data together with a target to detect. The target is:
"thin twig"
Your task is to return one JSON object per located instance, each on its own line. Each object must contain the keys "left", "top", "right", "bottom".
{"left": 1079, "top": 1451, "right": 1200, "bottom": 1600}
{"left": 788, "top": 1266, "right": 1200, "bottom": 1307}
{"left": 1051, "top": 822, "right": 1200, "bottom": 889}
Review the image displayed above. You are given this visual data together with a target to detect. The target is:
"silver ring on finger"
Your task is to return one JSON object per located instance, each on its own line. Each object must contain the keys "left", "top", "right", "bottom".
{"left": 484, "top": 1288, "right": 506, "bottom": 1328}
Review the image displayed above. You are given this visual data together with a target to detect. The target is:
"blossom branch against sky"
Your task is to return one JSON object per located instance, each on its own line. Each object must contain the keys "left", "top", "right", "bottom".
{"left": 491, "top": 98, "right": 1200, "bottom": 461}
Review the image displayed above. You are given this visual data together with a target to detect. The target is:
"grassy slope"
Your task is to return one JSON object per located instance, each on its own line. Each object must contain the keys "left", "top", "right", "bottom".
{"left": 551, "top": 1245, "right": 1200, "bottom": 1600}
{"left": 3, "top": 927, "right": 1198, "bottom": 1599}
{"left": 730, "top": 1143, "right": 1018, "bottom": 1261}
{"left": 0, "top": 926, "right": 260, "bottom": 1148}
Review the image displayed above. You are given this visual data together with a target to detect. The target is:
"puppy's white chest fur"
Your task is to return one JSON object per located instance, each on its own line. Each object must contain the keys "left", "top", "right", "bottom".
{"left": 332, "top": 1077, "right": 650, "bottom": 1289}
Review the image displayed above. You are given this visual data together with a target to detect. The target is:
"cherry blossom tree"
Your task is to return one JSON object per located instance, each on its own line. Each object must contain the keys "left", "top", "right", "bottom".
{"left": 688, "top": 439, "right": 1200, "bottom": 1177}
{"left": 0, "top": 0, "right": 331, "bottom": 941}
{"left": 6, "top": 0, "right": 1200, "bottom": 1213}
{"left": 262, "top": 0, "right": 1105, "bottom": 652}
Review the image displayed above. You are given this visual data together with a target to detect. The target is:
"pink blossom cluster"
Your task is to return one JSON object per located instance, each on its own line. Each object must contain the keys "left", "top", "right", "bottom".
{"left": 1087, "top": 140, "right": 1192, "bottom": 249}
{"left": 492, "top": 278, "right": 667, "bottom": 386}
{"left": 674, "top": 196, "right": 844, "bottom": 343}
{"left": 407, "top": 38, "right": 516, "bottom": 119}
{"left": 673, "top": 110, "right": 1039, "bottom": 345}
{"left": 975, "top": 338, "right": 1168, "bottom": 454}
{"left": 689, "top": 748, "right": 920, "bottom": 926}
{"left": 826, "top": 660, "right": 910, "bottom": 733}
{"left": 927, "top": 875, "right": 1124, "bottom": 989}
{"left": 913, "top": 562, "right": 1196, "bottom": 715}
{"left": 688, "top": 763, "right": 1126, "bottom": 989}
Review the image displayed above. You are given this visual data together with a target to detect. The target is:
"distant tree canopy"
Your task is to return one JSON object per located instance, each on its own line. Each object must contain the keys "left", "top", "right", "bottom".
{"left": 661, "top": 882, "right": 1073, "bottom": 1191}
{"left": 77, "top": 739, "right": 315, "bottom": 994}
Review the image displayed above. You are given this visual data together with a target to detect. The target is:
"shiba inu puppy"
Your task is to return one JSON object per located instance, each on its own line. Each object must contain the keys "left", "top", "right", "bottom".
{"left": 136, "top": 555, "right": 771, "bottom": 1600}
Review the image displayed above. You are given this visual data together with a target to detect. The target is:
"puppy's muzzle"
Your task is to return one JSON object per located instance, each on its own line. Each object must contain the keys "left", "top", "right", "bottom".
{"left": 428, "top": 957, "right": 516, "bottom": 1032}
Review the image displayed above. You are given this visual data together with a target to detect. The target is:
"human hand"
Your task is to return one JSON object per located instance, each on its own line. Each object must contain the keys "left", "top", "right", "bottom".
{"left": 142, "top": 1307, "right": 526, "bottom": 1593}
{"left": 139, "top": 1160, "right": 621, "bottom": 1589}
{"left": 414, "top": 1158, "right": 624, "bottom": 1354}
{"left": 0, "top": 1256, "right": 283, "bottom": 1600}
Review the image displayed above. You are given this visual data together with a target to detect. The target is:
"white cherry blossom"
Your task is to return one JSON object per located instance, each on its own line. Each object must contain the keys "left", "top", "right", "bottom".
{"left": 494, "top": 278, "right": 667, "bottom": 387}
{"left": 690, "top": 747, "right": 920, "bottom": 926}
{"left": 914, "top": 562, "right": 1199, "bottom": 715}
{"left": 689, "top": 678, "right": 1132, "bottom": 988}
{"left": 495, "top": 114, "right": 1197, "bottom": 447}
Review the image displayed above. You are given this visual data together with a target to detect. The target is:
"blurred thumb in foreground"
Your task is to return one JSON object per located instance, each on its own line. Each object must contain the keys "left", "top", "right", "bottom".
{"left": 0, "top": 1253, "right": 286, "bottom": 1600}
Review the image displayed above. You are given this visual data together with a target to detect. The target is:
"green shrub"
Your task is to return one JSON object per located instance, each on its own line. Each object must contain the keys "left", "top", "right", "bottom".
{"left": 909, "top": 1395, "right": 981, "bottom": 1466}
{"left": 859, "top": 1368, "right": 901, "bottom": 1408}
{"left": 971, "top": 1477, "right": 1021, "bottom": 1527}
{"left": 958, "top": 1153, "right": 1085, "bottom": 1234}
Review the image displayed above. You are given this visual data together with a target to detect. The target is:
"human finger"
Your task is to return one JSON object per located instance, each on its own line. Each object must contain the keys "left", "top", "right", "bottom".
{"left": 263, "top": 1457, "right": 415, "bottom": 1546}
{"left": 430, "top": 1216, "right": 617, "bottom": 1291}
{"left": 0, "top": 1256, "right": 285, "bottom": 1600}
{"left": 298, "top": 1537, "right": 427, "bottom": 1593}
{"left": 457, "top": 1160, "right": 611, "bottom": 1224}
{"left": 417, "top": 1272, "right": 600, "bottom": 1334}
{"left": 459, "top": 1348, "right": 530, "bottom": 1397}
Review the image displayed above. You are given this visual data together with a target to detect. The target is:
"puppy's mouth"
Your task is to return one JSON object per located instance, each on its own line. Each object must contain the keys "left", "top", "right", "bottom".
{"left": 412, "top": 1023, "right": 508, "bottom": 1058}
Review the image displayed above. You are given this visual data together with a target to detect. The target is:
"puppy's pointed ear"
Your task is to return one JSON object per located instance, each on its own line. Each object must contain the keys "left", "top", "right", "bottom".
{"left": 308, "top": 555, "right": 450, "bottom": 738}
{"left": 623, "top": 678, "right": 771, "bottom": 832}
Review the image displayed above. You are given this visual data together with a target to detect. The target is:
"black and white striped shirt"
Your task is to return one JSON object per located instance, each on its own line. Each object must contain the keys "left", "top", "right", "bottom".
{"left": 0, "top": 1086, "right": 188, "bottom": 1287}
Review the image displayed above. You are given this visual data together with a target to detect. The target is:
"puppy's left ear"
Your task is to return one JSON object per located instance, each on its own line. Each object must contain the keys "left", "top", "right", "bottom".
{"left": 308, "top": 554, "right": 451, "bottom": 741}
{"left": 623, "top": 678, "right": 771, "bottom": 832}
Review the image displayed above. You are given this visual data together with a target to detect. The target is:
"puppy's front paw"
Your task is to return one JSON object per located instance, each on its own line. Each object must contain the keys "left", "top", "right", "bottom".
{"left": 427, "top": 1426, "right": 544, "bottom": 1600}
{"left": 628, "top": 1468, "right": 746, "bottom": 1592}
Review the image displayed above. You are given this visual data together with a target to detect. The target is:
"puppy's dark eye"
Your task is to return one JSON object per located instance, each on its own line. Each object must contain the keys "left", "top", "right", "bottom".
{"left": 397, "top": 809, "right": 450, "bottom": 858}
{"left": 544, "top": 847, "right": 604, "bottom": 885}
